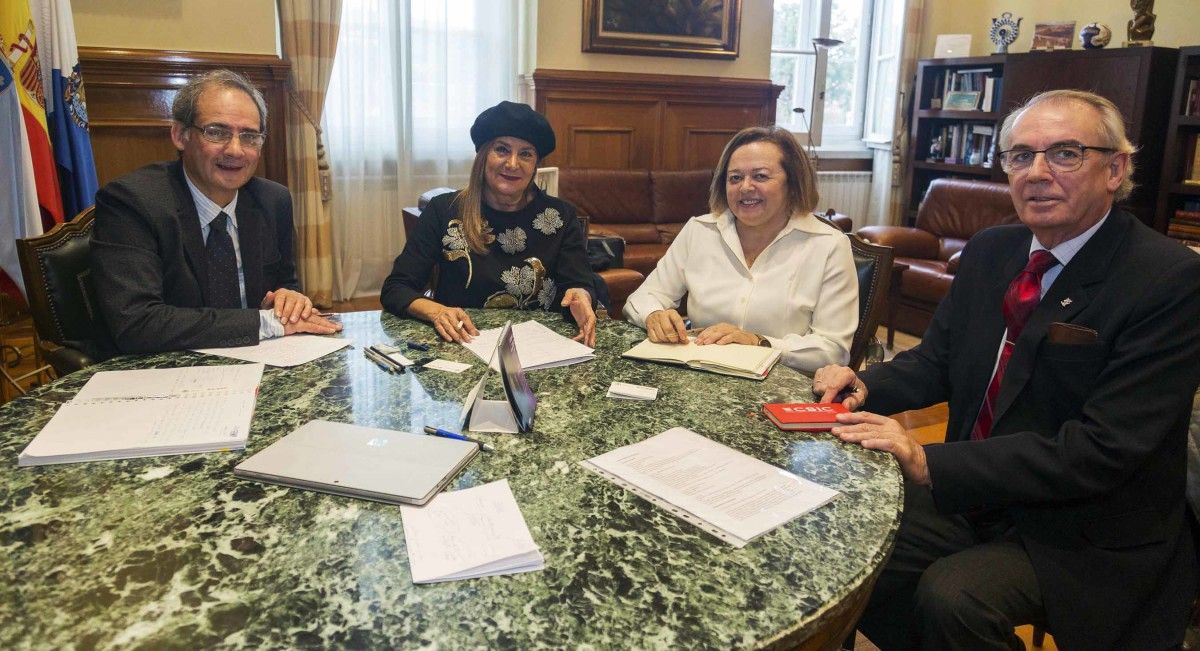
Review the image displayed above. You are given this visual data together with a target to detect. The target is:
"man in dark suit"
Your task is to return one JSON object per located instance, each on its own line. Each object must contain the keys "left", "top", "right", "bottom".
{"left": 92, "top": 70, "right": 339, "bottom": 354}
{"left": 815, "top": 89, "right": 1200, "bottom": 649}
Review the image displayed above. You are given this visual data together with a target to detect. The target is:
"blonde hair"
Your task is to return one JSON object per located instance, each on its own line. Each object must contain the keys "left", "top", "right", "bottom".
{"left": 450, "top": 139, "right": 540, "bottom": 255}
{"left": 708, "top": 125, "right": 819, "bottom": 217}
{"left": 998, "top": 89, "right": 1137, "bottom": 201}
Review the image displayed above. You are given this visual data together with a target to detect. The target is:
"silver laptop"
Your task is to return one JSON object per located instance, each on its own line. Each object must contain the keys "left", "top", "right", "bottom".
{"left": 234, "top": 420, "right": 479, "bottom": 506}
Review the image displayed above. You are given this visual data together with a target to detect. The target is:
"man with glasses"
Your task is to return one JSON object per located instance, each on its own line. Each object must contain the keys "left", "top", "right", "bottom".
{"left": 814, "top": 89, "right": 1200, "bottom": 649}
{"left": 92, "top": 70, "right": 340, "bottom": 354}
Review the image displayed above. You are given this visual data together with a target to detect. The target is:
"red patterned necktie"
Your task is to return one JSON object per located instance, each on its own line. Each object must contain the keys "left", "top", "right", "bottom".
{"left": 970, "top": 250, "right": 1059, "bottom": 440}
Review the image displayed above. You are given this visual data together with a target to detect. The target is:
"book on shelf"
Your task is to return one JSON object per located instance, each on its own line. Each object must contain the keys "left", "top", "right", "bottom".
{"left": 1174, "top": 209, "right": 1200, "bottom": 226}
{"left": 1185, "top": 132, "right": 1200, "bottom": 183}
{"left": 1188, "top": 79, "right": 1200, "bottom": 117}
{"left": 762, "top": 402, "right": 849, "bottom": 431}
{"left": 621, "top": 338, "right": 781, "bottom": 380}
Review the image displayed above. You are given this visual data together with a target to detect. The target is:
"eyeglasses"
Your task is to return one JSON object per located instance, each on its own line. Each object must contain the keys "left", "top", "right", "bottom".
{"left": 997, "top": 144, "right": 1115, "bottom": 174}
{"left": 189, "top": 123, "right": 267, "bottom": 149}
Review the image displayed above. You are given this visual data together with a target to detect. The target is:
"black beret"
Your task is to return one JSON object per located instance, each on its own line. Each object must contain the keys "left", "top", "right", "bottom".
{"left": 469, "top": 101, "right": 556, "bottom": 158}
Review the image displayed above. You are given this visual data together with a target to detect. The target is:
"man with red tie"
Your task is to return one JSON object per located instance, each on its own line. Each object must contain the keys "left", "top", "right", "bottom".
{"left": 815, "top": 89, "right": 1200, "bottom": 649}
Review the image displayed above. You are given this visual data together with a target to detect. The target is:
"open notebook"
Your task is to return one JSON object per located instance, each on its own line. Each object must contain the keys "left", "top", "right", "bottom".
{"left": 18, "top": 364, "right": 264, "bottom": 466}
{"left": 621, "top": 338, "right": 781, "bottom": 380}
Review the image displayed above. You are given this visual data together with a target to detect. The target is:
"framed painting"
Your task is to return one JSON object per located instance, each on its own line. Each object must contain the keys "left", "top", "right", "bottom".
{"left": 582, "top": 0, "right": 742, "bottom": 60}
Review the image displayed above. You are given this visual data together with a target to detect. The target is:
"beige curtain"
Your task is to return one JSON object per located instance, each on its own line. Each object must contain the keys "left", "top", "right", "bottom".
{"left": 888, "top": 0, "right": 925, "bottom": 225}
{"left": 277, "top": 0, "right": 342, "bottom": 307}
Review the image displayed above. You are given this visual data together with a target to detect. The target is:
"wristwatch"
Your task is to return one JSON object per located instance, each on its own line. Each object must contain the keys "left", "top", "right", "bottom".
{"left": 756, "top": 334, "right": 771, "bottom": 347}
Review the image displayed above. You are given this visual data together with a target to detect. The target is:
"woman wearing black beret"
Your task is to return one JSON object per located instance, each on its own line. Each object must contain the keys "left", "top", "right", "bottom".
{"left": 381, "top": 101, "right": 596, "bottom": 346}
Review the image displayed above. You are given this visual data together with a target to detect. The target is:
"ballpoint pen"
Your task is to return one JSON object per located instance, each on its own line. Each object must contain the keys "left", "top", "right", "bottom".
{"left": 367, "top": 346, "right": 406, "bottom": 374}
{"left": 405, "top": 340, "right": 431, "bottom": 351}
{"left": 363, "top": 348, "right": 394, "bottom": 373}
{"left": 423, "top": 425, "right": 494, "bottom": 452}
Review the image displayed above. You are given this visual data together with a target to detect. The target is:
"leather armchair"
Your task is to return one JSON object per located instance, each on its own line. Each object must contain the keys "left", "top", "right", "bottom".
{"left": 858, "top": 178, "right": 1019, "bottom": 337}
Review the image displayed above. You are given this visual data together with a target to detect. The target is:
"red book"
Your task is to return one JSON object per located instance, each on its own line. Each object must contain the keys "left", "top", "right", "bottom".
{"left": 762, "top": 402, "right": 849, "bottom": 431}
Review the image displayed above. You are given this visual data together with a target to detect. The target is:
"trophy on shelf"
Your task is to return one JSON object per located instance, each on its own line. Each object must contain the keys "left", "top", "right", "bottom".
{"left": 989, "top": 12, "right": 1022, "bottom": 54}
{"left": 928, "top": 135, "right": 944, "bottom": 162}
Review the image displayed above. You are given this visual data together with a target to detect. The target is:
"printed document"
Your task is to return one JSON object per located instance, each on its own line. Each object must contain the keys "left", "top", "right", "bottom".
{"left": 194, "top": 334, "right": 350, "bottom": 367}
{"left": 400, "top": 479, "right": 544, "bottom": 583}
{"left": 18, "top": 364, "right": 264, "bottom": 466}
{"left": 582, "top": 427, "right": 839, "bottom": 547}
{"left": 462, "top": 320, "right": 593, "bottom": 371}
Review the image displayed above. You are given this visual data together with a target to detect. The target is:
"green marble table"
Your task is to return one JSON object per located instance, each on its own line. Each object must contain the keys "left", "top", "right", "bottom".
{"left": 0, "top": 310, "right": 902, "bottom": 650}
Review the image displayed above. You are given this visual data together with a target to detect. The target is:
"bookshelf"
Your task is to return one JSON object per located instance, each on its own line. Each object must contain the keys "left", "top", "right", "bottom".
{"left": 904, "top": 56, "right": 1006, "bottom": 222}
{"left": 1157, "top": 45, "right": 1200, "bottom": 244}
{"left": 905, "top": 48, "right": 1179, "bottom": 229}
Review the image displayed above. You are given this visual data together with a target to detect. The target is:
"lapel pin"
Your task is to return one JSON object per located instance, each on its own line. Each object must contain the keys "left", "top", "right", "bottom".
{"left": 1060, "top": 298, "right": 1072, "bottom": 307}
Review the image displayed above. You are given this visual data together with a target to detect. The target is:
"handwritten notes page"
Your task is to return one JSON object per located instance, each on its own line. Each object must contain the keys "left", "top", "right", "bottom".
{"left": 193, "top": 334, "right": 350, "bottom": 367}
{"left": 462, "top": 320, "right": 593, "bottom": 371}
{"left": 400, "top": 479, "right": 544, "bottom": 583}
{"left": 582, "top": 427, "right": 839, "bottom": 547}
{"left": 18, "top": 364, "right": 264, "bottom": 466}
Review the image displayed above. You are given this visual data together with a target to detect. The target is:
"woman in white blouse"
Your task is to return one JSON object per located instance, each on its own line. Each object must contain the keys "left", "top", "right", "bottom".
{"left": 622, "top": 126, "right": 858, "bottom": 373}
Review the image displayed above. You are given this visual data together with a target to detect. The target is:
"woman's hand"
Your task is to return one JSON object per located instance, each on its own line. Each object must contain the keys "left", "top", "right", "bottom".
{"left": 408, "top": 298, "right": 479, "bottom": 343}
{"left": 561, "top": 288, "right": 596, "bottom": 348}
{"left": 645, "top": 309, "right": 689, "bottom": 344}
{"left": 694, "top": 322, "right": 761, "bottom": 346}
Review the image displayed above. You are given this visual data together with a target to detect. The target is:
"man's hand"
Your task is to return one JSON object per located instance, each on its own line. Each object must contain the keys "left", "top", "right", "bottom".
{"left": 645, "top": 309, "right": 689, "bottom": 344}
{"left": 562, "top": 288, "right": 596, "bottom": 348}
{"left": 282, "top": 313, "right": 342, "bottom": 336}
{"left": 813, "top": 364, "right": 868, "bottom": 411}
{"left": 262, "top": 288, "right": 314, "bottom": 324}
{"left": 694, "top": 322, "right": 760, "bottom": 346}
{"left": 831, "top": 411, "right": 930, "bottom": 486}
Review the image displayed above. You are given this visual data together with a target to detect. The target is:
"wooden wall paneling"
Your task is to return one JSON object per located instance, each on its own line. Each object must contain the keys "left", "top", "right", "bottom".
{"left": 543, "top": 98, "right": 660, "bottom": 169}
{"left": 533, "top": 69, "right": 783, "bottom": 171}
{"left": 78, "top": 48, "right": 290, "bottom": 189}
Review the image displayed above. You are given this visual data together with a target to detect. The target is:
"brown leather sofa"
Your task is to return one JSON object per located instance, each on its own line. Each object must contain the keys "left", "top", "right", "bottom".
{"left": 558, "top": 168, "right": 713, "bottom": 276}
{"left": 857, "top": 178, "right": 1020, "bottom": 337}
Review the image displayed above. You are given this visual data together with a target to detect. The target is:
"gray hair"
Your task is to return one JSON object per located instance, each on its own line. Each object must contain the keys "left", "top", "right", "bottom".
{"left": 171, "top": 69, "right": 268, "bottom": 132}
{"left": 998, "top": 89, "right": 1136, "bottom": 201}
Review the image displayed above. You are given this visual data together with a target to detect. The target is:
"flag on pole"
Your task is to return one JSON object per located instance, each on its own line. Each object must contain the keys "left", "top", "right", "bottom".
{"left": 2, "top": 0, "right": 65, "bottom": 235}
{"left": 0, "top": 57, "right": 42, "bottom": 300}
{"left": 32, "top": 0, "right": 97, "bottom": 220}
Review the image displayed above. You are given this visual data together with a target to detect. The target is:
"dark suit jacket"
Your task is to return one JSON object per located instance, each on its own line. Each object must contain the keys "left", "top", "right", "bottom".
{"left": 861, "top": 209, "right": 1200, "bottom": 650}
{"left": 91, "top": 160, "right": 299, "bottom": 354}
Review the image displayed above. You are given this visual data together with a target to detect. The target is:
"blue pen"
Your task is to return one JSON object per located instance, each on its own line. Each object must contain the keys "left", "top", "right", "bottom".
{"left": 423, "top": 425, "right": 494, "bottom": 452}
{"left": 406, "top": 340, "right": 431, "bottom": 352}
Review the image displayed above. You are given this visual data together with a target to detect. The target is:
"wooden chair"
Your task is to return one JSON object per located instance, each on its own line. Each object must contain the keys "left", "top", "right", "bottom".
{"left": 0, "top": 291, "right": 55, "bottom": 402}
{"left": 817, "top": 213, "right": 894, "bottom": 370}
{"left": 16, "top": 207, "right": 101, "bottom": 376}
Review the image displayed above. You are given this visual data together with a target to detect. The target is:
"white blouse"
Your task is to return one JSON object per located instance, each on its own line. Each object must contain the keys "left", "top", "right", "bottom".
{"left": 623, "top": 210, "right": 858, "bottom": 373}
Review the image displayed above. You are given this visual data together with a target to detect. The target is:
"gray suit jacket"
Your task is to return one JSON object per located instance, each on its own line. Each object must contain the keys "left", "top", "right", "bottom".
{"left": 861, "top": 209, "right": 1200, "bottom": 649}
{"left": 91, "top": 160, "right": 299, "bottom": 354}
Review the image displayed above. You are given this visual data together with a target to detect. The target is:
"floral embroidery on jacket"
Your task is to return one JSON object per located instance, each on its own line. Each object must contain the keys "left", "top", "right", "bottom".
{"left": 497, "top": 227, "right": 527, "bottom": 254}
{"left": 532, "top": 208, "right": 563, "bottom": 235}
{"left": 443, "top": 218, "right": 494, "bottom": 287}
{"left": 537, "top": 277, "right": 557, "bottom": 310}
{"left": 485, "top": 257, "right": 548, "bottom": 309}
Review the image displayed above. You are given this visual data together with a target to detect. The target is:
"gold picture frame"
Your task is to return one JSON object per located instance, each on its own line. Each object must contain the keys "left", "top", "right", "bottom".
{"left": 582, "top": 0, "right": 742, "bottom": 60}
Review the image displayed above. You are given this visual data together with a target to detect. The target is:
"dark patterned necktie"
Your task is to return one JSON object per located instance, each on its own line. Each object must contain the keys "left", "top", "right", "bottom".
{"left": 206, "top": 212, "right": 242, "bottom": 309}
{"left": 970, "top": 250, "right": 1059, "bottom": 440}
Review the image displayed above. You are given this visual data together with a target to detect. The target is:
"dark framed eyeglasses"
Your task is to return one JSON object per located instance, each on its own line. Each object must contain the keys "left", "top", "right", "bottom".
{"left": 997, "top": 144, "right": 1115, "bottom": 174}
{"left": 189, "top": 123, "right": 267, "bottom": 149}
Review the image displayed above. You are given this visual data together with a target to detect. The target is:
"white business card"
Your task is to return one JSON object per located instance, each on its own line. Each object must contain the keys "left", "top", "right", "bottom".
{"left": 424, "top": 359, "right": 472, "bottom": 373}
{"left": 607, "top": 381, "right": 658, "bottom": 401}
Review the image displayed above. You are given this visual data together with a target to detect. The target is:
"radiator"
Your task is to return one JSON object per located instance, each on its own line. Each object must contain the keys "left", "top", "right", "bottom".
{"left": 815, "top": 171, "right": 872, "bottom": 222}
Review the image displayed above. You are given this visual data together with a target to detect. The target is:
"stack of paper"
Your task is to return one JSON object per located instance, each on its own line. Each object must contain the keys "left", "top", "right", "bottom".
{"left": 18, "top": 364, "right": 264, "bottom": 466}
{"left": 462, "top": 320, "right": 593, "bottom": 370}
{"left": 400, "top": 479, "right": 544, "bottom": 583}
{"left": 194, "top": 334, "right": 350, "bottom": 367}
{"left": 582, "top": 427, "right": 839, "bottom": 547}
{"left": 621, "top": 338, "right": 780, "bottom": 380}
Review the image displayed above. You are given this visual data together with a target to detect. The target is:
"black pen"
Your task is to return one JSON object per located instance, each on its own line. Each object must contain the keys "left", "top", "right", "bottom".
{"left": 363, "top": 348, "right": 394, "bottom": 373}
{"left": 406, "top": 340, "right": 430, "bottom": 351}
{"left": 367, "top": 346, "right": 406, "bottom": 374}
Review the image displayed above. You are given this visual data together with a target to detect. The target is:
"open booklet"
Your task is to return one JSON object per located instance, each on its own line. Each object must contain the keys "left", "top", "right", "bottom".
{"left": 462, "top": 320, "right": 593, "bottom": 371}
{"left": 18, "top": 364, "right": 264, "bottom": 466}
{"left": 621, "top": 337, "right": 781, "bottom": 380}
{"left": 582, "top": 427, "right": 839, "bottom": 547}
{"left": 400, "top": 479, "right": 544, "bottom": 583}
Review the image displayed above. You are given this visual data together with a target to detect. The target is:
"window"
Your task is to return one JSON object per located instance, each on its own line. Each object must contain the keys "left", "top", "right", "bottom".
{"left": 771, "top": 0, "right": 903, "bottom": 147}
